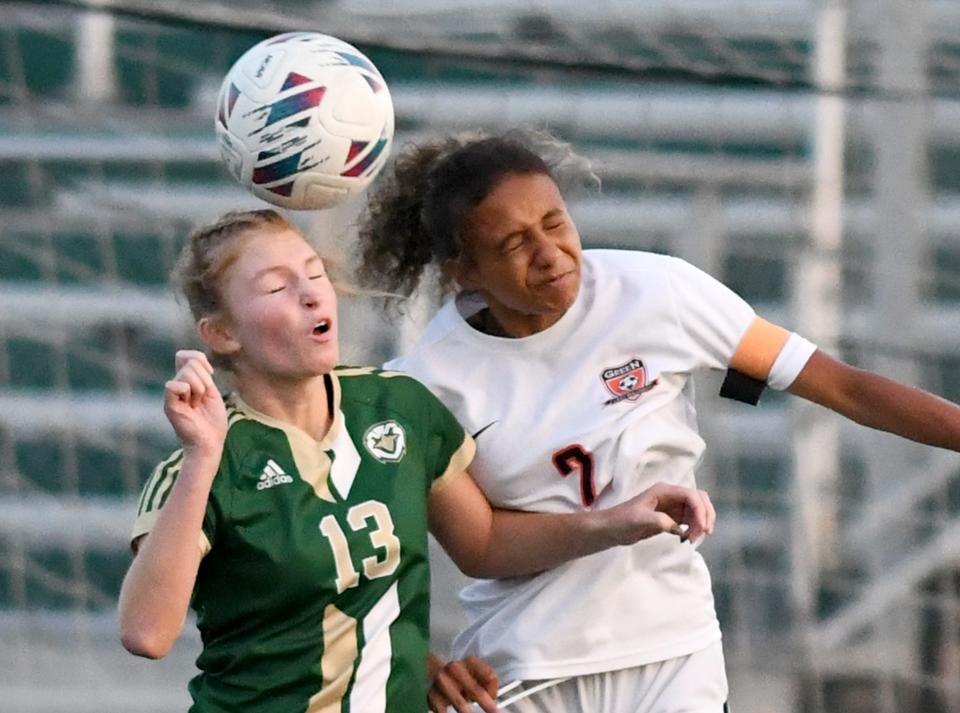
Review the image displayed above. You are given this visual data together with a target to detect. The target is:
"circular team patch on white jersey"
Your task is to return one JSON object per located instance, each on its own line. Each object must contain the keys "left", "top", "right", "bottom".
{"left": 363, "top": 420, "right": 406, "bottom": 463}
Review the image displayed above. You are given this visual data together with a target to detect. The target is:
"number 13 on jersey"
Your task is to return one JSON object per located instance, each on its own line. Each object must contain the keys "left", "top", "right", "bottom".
{"left": 319, "top": 500, "right": 401, "bottom": 594}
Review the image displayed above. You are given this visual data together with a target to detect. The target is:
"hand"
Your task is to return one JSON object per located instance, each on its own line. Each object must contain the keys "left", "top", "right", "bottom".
{"left": 605, "top": 482, "right": 716, "bottom": 546}
{"left": 428, "top": 655, "right": 499, "bottom": 713}
{"left": 164, "top": 350, "right": 227, "bottom": 462}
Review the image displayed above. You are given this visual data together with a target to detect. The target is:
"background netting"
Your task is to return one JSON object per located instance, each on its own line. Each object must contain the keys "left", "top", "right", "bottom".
{"left": 2, "top": 1, "right": 960, "bottom": 712}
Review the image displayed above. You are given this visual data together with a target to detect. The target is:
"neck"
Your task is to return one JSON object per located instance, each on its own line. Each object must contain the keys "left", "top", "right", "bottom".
{"left": 232, "top": 370, "right": 333, "bottom": 440}
{"left": 477, "top": 304, "right": 566, "bottom": 338}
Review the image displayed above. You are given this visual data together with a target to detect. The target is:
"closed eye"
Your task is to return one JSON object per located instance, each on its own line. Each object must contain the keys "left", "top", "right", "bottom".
{"left": 502, "top": 237, "right": 524, "bottom": 254}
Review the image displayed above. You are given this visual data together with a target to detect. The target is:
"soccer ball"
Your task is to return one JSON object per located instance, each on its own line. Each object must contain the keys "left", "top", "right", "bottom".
{"left": 215, "top": 32, "right": 394, "bottom": 210}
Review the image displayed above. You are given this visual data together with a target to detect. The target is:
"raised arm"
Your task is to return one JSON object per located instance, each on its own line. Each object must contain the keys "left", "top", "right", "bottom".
{"left": 428, "top": 471, "right": 715, "bottom": 580}
{"left": 787, "top": 349, "right": 960, "bottom": 451}
{"left": 118, "top": 351, "right": 227, "bottom": 659}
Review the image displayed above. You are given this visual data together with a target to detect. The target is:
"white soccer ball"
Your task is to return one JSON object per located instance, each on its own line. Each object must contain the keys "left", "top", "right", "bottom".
{"left": 215, "top": 32, "right": 394, "bottom": 210}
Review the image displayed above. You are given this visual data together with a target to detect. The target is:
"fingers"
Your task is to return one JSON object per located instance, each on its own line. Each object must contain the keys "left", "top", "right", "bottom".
{"left": 466, "top": 656, "right": 499, "bottom": 708}
{"left": 700, "top": 488, "right": 717, "bottom": 536}
{"left": 167, "top": 352, "right": 218, "bottom": 408}
{"left": 682, "top": 488, "right": 715, "bottom": 543}
{"left": 645, "top": 482, "right": 716, "bottom": 543}
{"left": 175, "top": 349, "right": 212, "bottom": 373}
{"left": 428, "top": 657, "right": 500, "bottom": 713}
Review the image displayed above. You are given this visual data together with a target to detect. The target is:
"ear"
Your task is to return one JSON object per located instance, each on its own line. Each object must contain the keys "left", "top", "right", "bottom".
{"left": 199, "top": 315, "right": 240, "bottom": 358}
{"left": 442, "top": 256, "right": 482, "bottom": 291}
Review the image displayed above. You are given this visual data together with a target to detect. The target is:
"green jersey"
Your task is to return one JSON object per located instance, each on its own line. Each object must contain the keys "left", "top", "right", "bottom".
{"left": 132, "top": 367, "right": 474, "bottom": 713}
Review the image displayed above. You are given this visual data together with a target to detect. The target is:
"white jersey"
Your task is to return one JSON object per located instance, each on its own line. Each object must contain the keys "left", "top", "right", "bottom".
{"left": 387, "top": 249, "right": 814, "bottom": 681}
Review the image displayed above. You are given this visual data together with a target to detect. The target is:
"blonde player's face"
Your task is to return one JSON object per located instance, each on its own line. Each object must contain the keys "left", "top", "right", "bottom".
{"left": 458, "top": 172, "right": 583, "bottom": 335}
{"left": 215, "top": 228, "right": 339, "bottom": 380}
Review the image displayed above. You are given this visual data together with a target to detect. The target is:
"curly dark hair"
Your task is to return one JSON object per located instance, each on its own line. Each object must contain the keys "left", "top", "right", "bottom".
{"left": 356, "top": 128, "right": 597, "bottom": 299}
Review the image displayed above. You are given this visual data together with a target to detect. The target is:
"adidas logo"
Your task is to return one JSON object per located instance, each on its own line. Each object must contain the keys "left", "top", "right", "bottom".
{"left": 257, "top": 459, "right": 294, "bottom": 490}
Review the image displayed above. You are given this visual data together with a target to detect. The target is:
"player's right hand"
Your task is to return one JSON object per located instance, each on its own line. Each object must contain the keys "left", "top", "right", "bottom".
{"left": 428, "top": 655, "right": 499, "bottom": 713}
{"left": 606, "top": 481, "right": 716, "bottom": 546}
{"left": 164, "top": 350, "right": 227, "bottom": 461}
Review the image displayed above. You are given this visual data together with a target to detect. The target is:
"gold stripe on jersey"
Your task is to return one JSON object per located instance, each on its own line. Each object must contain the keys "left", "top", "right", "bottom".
{"left": 430, "top": 433, "right": 476, "bottom": 493}
{"left": 730, "top": 317, "right": 791, "bottom": 382}
{"left": 152, "top": 461, "right": 180, "bottom": 512}
{"left": 334, "top": 366, "right": 407, "bottom": 380}
{"left": 138, "top": 450, "right": 183, "bottom": 517}
{"left": 336, "top": 366, "right": 378, "bottom": 377}
{"left": 198, "top": 531, "right": 212, "bottom": 557}
{"left": 306, "top": 604, "right": 358, "bottom": 713}
{"left": 227, "top": 409, "right": 247, "bottom": 429}
{"left": 286, "top": 429, "right": 336, "bottom": 503}
{"left": 132, "top": 451, "right": 213, "bottom": 556}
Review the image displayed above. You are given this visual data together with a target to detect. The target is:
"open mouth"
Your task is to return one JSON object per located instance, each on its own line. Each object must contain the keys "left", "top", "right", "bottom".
{"left": 313, "top": 320, "right": 331, "bottom": 335}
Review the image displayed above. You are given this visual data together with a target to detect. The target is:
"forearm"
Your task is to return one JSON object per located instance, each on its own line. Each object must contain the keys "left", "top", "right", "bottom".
{"left": 430, "top": 473, "right": 702, "bottom": 579}
{"left": 118, "top": 455, "right": 217, "bottom": 658}
{"left": 790, "top": 352, "right": 960, "bottom": 451}
{"left": 462, "top": 507, "right": 612, "bottom": 579}
{"left": 849, "top": 376, "right": 960, "bottom": 449}
{"left": 430, "top": 475, "right": 617, "bottom": 578}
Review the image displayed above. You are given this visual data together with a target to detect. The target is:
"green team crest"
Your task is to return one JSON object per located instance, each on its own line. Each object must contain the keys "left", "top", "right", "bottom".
{"left": 363, "top": 420, "right": 406, "bottom": 463}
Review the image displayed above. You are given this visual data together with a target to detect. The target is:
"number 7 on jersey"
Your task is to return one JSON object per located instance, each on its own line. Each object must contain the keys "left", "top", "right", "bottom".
{"left": 552, "top": 444, "right": 596, "bottom": 507}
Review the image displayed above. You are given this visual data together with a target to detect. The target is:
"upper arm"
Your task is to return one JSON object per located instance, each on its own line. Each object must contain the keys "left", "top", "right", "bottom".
{"left": 131, "top": 448, "right": 223, "bottom": 558}
{"left": 427, "top": 469, "right": 493, "bottom": 573}
{"left": 664, "top": 256, "right": 756, "bottom": 370}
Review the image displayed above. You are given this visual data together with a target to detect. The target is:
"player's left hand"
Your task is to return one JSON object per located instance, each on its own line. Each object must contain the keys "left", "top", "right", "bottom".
{"left": 428, "top": 655, "right": 499, "bottom": 713}
{"left": 605, "top": 481, "right": 716, "bottom": 546}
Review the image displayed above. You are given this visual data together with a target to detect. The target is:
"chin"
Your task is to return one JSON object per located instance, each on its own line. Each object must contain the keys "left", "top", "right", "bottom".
{"left": 317, "top": 354, "right": 340, "bottom": 373}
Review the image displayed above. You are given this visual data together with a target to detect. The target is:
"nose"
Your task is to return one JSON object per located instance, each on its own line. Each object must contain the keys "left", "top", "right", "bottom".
{"left": 530, "top": 228, "right": 561, "bottom": 268}
{"left": 300, "top": 278, "right": 322, "bottom": 308}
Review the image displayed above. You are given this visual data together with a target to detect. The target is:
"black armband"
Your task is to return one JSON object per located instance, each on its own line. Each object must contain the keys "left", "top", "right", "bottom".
{"left": 719, "top": 368, "right": 766, "bottom": 406}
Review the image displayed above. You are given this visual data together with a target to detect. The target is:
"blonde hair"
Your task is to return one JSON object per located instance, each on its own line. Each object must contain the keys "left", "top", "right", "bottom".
{"left": 172, "top": 208, "right": 327, "bottom": 370}
{"left": 173, "top": 208, "right": 298, "bottom": 321}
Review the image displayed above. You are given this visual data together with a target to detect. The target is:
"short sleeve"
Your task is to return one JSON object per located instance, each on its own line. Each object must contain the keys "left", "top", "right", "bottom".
{"left": 130, "top": 449, "right": 219, "bottom": 556}
{"left": 665, "top": 256, "right": 756, "bottom": 371}
{"left": 406, "top": 377, "right": 475, "bottom": 492}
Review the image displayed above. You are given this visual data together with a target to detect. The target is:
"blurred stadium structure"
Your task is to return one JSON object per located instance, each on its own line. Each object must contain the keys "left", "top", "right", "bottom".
{"left": 2, "top": 1, "right": 960, "bottom": 711}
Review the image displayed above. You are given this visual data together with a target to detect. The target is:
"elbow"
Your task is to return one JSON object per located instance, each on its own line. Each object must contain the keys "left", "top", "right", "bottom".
{"left": 119, "top": 622, "right": 174, "bottom": 660}
{"left": 449, "top": 549, "right": 500, "bottom": 579}
{"left": 455, "top": 553, "right": 530, "bottom": 579}
{"left": 450, "top": 553, "right": 486, "bottom": 579}
{"left": 458, "top": 561, "right": 489, "bottom": 579}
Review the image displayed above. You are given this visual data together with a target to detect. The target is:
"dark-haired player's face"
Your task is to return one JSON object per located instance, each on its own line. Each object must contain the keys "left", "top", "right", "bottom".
{"left": 457, "top": 172, "right": 582, "bottom": 336}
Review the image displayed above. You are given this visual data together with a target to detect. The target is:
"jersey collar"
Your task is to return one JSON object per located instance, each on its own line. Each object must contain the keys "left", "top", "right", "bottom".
{"left": 228, "top": 371, "right": 344, "bottom": 450}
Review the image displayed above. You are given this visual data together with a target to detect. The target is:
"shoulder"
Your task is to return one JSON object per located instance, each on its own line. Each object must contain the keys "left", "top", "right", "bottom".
{"left": 580, "top": 250, "right": 693, "bottom": 306}
{"left": 586, "top": 250, "right": 729, "bottom": 296}
{"left": 336, "top": 366, "right": 462, "bottom": 440}
{"left": 220, "top": 397, "right": 274, "bottom": 444}
{"left": 336, "top": 365, "right": 441, "bottom": 409}
{"left": 141, "top": 448, "right": 185, "bottom": 496}
{"left": 582, "top": 249, "right": 691, "bottom": 287}
{"left": 384, "top": 299, "right": 463, "bottom": 374}
{"left": 584, "top": 248, "right": 676, "bottom": 269}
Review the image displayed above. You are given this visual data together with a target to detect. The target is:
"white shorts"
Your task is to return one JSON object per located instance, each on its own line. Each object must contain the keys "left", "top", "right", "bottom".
{"left": 499, "top": 641, "right": 729, "bottom": 713}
